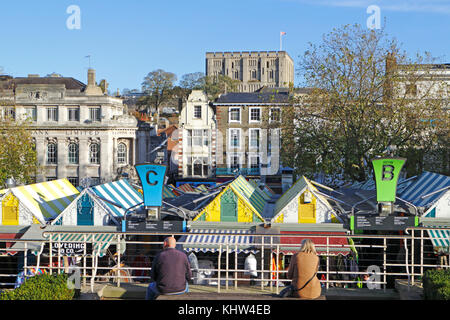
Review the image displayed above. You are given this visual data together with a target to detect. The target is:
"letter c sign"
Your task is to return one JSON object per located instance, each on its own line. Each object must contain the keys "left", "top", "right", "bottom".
{"left": 146, "top": 170, "right": 158, "bottom": 186}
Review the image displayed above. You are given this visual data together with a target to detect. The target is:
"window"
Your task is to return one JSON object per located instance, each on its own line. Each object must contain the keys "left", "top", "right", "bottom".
{"left": 250, "top": 70, "right": 257, "bottom": 79}
{"left": 229, "top": 108, "right": 241, "bottom": 122}
{"left": 249, "top": 129, "right": 260, "bottom": 148}
{"left": 229, "top": 129, "right": 240, "bottom": 148}
{"left": 4, "top": 107, "right": 15, "bottom": 120}
{"left": 47, "top": 143, "right": 57, "bottom": 164}
{"left": 193, "top": 105, "right": 202, "bottom": 119}
{"left": 250, "top": 156, "right": 260, "bottom": 169}
{"left": 68, "top": 143, "right": 79, "bottom": 164}
{"left": 203, "top": 129, "right": 209, "bottom": 146}
{"left": 117, "top": 143, "right": 127, "bottom": 164}
{"left": 89, "top": 107, "right": 101, "bottom": 122}
{"left": 193, "top": 129, "right": 203, "bottom": 146}
{"left": 68, "top": 177, "right": 79, "bottom": 187}
{"left": 193, "top": 159, "right": 203, "bottom": 176}
{"left": 230, "top": 155, "right": 240, "bottom": 169}
{"left": 68, "top": 107, "right": 80, "bottom": 121}
{"left": 186, "top": 130, "right": 192, "bottom": 147}
{"left": 25, "top": 107, "right": 37, "bottom": 122}
{"left": 203, "top": 157, "right": 209, "bottom": 176}
{"left": 89, "top": 143, "right": 100, "bottom": 164}
{"left": 270, "top": 108, "right": 281, "bottom": 122}
{"left": 249, "top": 108, "right": 261, "bottom": 122}
{"left": 47, "top": 107, "right": 58, "bottom": 121}
{"left": 233, "top": 71, "right": 239, "bottom": 80}
{"left": 269, "top": 70, "right": 274, "bottom": 80}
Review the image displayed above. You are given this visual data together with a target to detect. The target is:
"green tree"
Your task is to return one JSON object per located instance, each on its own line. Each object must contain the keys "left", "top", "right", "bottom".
{"left": 139, "top": 69, "right": 177, "bottom": 122}
{"left": 179, "top": 72, "right": 205, "bottom": 90}
{"left": 0, "top": 102, "right": 40, "bottom": 186}
{"left": 282, "top": 24, "right": 448, "bottom": 185}
{"left": 202, "top": 74, "right": 240, "bottom": 100}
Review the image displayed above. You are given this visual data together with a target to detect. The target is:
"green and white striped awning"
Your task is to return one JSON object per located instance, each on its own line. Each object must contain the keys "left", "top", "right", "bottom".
{"left": 427, "top": 229, "right": 450, "bottom": 252}
{"left": 50, "top": 233, "right": 117, "bottom": 257}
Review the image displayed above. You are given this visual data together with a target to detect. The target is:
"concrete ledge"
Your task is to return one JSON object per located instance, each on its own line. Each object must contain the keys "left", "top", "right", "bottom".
{"left": 95, "top": 283, "right": 400, "bottom": 300}
{"left": 395, "top": 280, "right": 423, "bottom": 300}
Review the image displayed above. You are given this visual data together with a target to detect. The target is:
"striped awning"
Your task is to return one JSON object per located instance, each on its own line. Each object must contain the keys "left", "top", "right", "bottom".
{"left": 50, "top": 233, "right": 116, "bottom": 257}
{"left": 427, "top": 229, "right": 450, "bottom": 252}
{"left": 400, "top": 172, "right": 450, "bottom": 208}
{"left": 179, "top": 229, "right": 258, "bottom": 254}
{"left": 277, "top": 231, "right": 351, "bottom": 256}
{"left": 90, "top": 180, "right": 143, "bottom": 218}
{"left": 163, "top": 185, "right": 177, "bottom": 198}
{"left": 177, "top": 184, "right": 199, "bottom": 193}
{"left": 10, "top": 179, "right": 79, "bottom": 224}
{"left": 195, "top": 185, "right": 209, "bottom": 192}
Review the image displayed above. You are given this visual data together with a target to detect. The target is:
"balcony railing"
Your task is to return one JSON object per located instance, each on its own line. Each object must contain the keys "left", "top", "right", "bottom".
{"left": 215, "top": 167, "right": 261, "bottom": 176}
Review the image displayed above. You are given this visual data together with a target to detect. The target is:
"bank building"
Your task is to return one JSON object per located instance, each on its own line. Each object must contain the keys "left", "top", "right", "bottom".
{"left": 0, "top": 69, "right": 138, "bottom": 186}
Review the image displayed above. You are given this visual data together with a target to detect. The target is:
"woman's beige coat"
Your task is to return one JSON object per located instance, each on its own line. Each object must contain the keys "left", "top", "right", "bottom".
{"left": 287, "top": 252, "right": 321, "bottom": 299}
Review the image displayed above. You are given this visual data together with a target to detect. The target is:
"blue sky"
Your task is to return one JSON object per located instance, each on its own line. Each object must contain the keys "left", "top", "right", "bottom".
{"left": 0, "top": 0, "right": 448, "bottom": 91}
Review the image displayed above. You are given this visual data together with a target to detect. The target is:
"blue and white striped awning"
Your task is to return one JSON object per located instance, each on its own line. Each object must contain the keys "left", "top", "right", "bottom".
{"left": 179, "top": 229, "right": 258, "bottom": 254}
{"left": 427, "top": 229, "right": 450, "bottom": 252}
{"left": 400, "top": 172, "right": 450, "bottom": 209}
{"left": 90, "top": 180, "right": 143, "bottom": 218}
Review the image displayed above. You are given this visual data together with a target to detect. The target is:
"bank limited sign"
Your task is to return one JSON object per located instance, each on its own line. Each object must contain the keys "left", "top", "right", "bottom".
{"left": 372, "top": 157, "right": 406, "bottom": 203}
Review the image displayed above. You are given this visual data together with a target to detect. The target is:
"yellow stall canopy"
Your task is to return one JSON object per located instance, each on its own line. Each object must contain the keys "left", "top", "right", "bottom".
{"left": 9, "top": 179, "right": 79, "bottom": 225}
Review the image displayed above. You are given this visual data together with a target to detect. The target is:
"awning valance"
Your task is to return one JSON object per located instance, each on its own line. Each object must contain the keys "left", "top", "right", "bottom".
{"left": 179, "top": 229, "right": 258, "bottom": 254}
{"left": 427, "top": 229, "right": 450, "bottom": 253}
{"left": 49, "top": 233, "right": 116, "bottom": 257}
{"left": 276, "top": 231, "right": 350, "bottom": 256}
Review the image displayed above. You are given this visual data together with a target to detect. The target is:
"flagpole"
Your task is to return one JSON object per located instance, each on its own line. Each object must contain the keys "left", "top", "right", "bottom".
{"left": 280, "top": 33, "right": 282, "bottom": 51}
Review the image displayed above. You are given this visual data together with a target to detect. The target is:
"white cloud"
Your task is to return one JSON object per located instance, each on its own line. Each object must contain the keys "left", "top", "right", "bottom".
{"left": 289, "top": 0, "right": 450, "bottom": 15}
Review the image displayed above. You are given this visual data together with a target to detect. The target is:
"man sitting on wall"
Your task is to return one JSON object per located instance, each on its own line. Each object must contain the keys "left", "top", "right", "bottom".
{"left": 146, "top": 236, "right": 192, "bottom": 300}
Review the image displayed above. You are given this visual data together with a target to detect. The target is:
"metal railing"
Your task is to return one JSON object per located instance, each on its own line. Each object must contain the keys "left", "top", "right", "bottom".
{"left": 0, "top": 227, "right": 448, "bottom": 294}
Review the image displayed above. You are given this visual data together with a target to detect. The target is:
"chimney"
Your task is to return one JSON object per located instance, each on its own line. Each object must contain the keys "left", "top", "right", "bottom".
{"left": 88, "top": 68, "right": 96, "bottom": 86}
{"left": 85, "top": 68, "right": 104, "bottom": 96}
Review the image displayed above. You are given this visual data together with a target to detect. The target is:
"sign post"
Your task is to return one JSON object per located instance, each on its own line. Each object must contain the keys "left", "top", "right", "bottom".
{"left": 134, "top": 163, "right": 167, "bottom": 221}
{"left": 372, "top": 157, "right": 406, "bottom": 214}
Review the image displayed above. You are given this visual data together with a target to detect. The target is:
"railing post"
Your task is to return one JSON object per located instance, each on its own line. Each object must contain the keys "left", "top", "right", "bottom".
{"left": 226, "top": 241, "right": 229, "bottom": 291}
{"left": 49, "top": 234, "right": 53, "bottom": 275}
{"left": 58, "top": 233, "right": 61, "bottom": 274}
{"left": 276, "top": 243, "right": 280, "bottom": 295}
{"left": 383, "top": 237, "right": 387, "bottom": 290}
{"left": 261, "top": 237, "right": 265, "bottom": 291}
{"left": 411, "top": 231, "right": 415, "bottom": 285}
{"left": 117, "top": 234, "right": 121, "bottom": 287}
{"left": 326, "top": 236, "right": 329, "bottom": 289}
{"left": 420, "top": 229, "right": 424, "bottom": 280}
{"left": 234, "top": 244, "right": 238, "bottom": 290}
{"left": 270, "top": 237, "right": 273, "bottom": 292}
{"left": 24, "top": 242, "right": 28, "bottom": 274}
{"left": 218, "top": 244, "right": 222, "bottom": 293}
{"left": 83, "top": 234, "right": 87, "bottom": 287}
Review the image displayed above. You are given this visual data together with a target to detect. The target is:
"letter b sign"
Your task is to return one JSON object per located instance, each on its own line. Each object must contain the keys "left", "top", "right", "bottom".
{"left": 382, "top": 165, "right": 394, "bottom": 181}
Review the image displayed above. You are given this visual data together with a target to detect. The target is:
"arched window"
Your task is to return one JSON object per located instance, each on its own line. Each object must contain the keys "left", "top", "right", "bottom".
{"left": 193, "top": 159, "right": 203, "bottom": 176}
{"left": 47, "top": 143, "right": 57, "bottom": 164}
{"left": 68, "top": 143, "right": 79, "bottom": 164}
{"left": 117, "top": 143, "right": 127, "bottom": 164}
{"left": 89, "top": 143, "right": 100, "bottom": 164}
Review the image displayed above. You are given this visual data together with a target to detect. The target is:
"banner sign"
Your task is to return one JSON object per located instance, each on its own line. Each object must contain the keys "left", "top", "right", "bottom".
{"left": 126, "top": 220, "right": 186, "bottom": 233}
{"left": 372, "top": 157, "right": 406, "bottom": 202}
{"left": 51, "top": 242, "right": 86, "bottom": 256}
{"left": 350, "top": 215, "right": 418, "bottom": 231}
{"left": 135, "top": 164, "right": 167, "bottom": 208}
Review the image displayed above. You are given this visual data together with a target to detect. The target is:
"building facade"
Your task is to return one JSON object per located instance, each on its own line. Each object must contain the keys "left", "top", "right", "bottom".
{"left": 205, "top": 51, "right": 294, "bottom": 93}
{"left": 0, "top": 69, "right": 138, "bottom": 186}
{"left": 213, "top": 91, "right": 290, "bottom": 190}
{"left": 178, "top": 90, "right": 216, "bottom": 179}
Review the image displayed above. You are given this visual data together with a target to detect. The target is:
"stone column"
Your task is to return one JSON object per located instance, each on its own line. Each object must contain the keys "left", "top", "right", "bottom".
{"left": 57, "top": 138, "right": 67, "bottom": 179}
{"left": 78, "top": 137, "right": 89, "bottom": 180}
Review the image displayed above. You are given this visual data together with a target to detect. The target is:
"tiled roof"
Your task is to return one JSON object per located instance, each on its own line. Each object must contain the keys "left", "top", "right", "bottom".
{"left": 214, "top": 92, "right": 290, "bottom": 104}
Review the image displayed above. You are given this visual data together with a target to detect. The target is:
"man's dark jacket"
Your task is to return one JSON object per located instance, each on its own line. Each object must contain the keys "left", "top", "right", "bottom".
{"left": 150, "top": 248, "right": 192, "bottom": 294}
